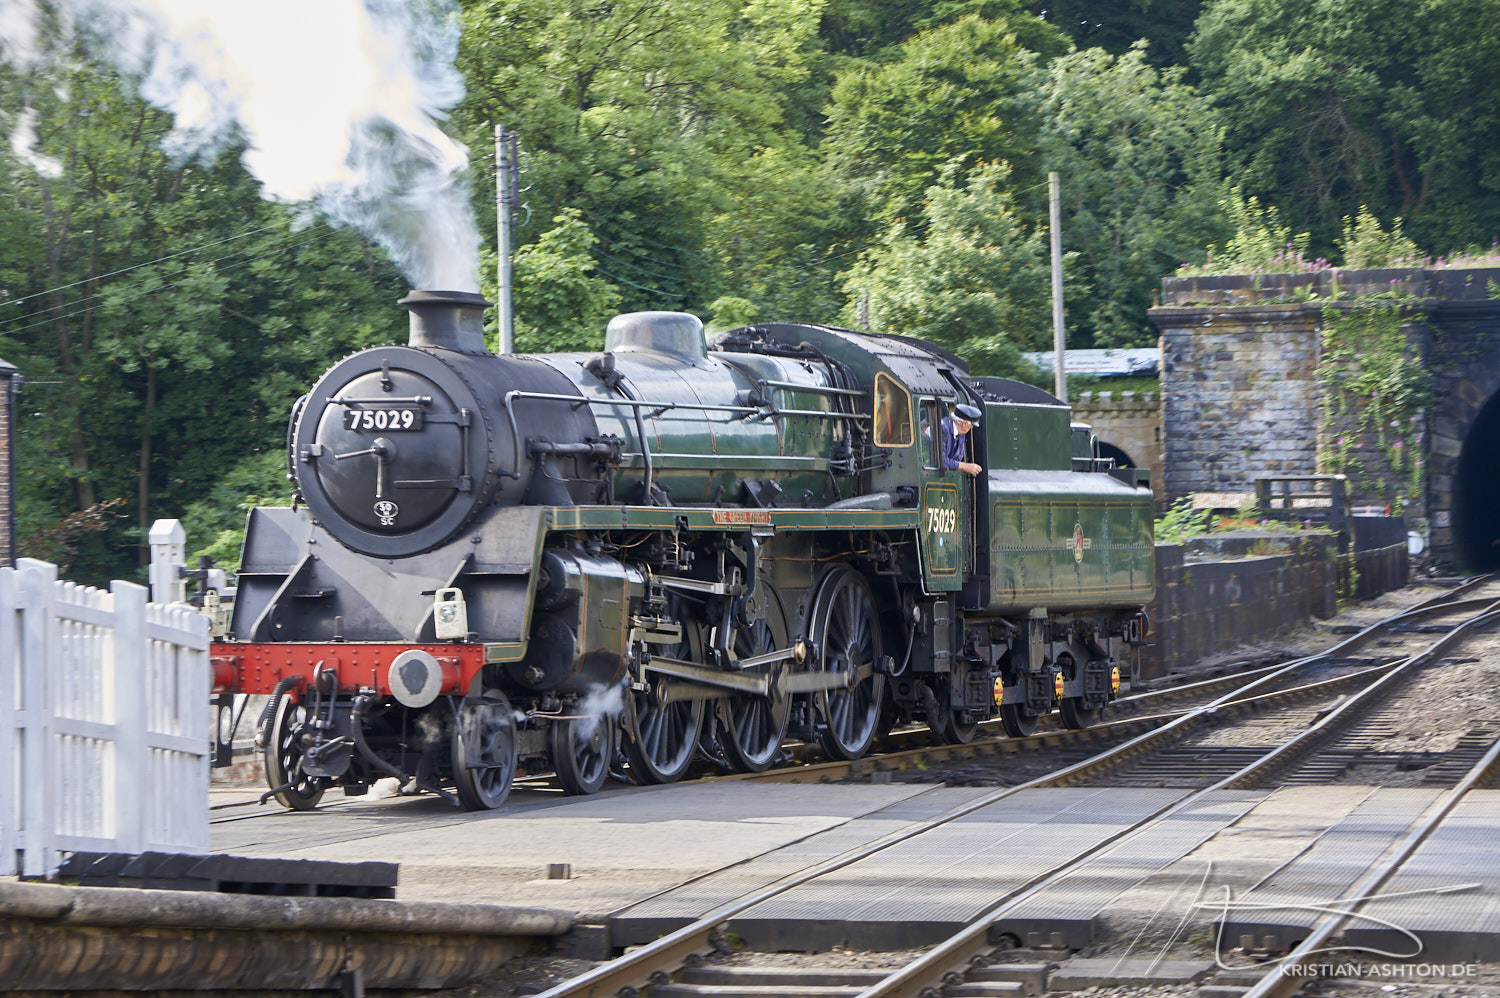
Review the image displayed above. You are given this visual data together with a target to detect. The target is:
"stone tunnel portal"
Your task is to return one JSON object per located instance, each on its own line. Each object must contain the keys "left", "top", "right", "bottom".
{"left": 1099, "top": 441, "right": 1135, "bottom": 469}
{"left": 1454, "top": 388, "right": 1500, "bottom": 571}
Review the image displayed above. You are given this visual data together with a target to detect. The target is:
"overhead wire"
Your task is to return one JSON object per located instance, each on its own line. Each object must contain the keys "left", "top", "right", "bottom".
{"left": 0, "top": 221, "right": 289, "bottom": 311}
{"left": 2, "top": 220, "right": 335, "bottom": 327}
{"left": 0, "top": 226, "right": 339, "bottom": 337}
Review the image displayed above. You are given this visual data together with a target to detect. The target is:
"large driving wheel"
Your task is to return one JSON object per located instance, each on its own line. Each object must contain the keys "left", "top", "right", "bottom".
{"left": 263, "top": 697, "right": 327, "bottom": 811}
{"left": 625, "top": 601, "right": 706, "bottom": 784}
{"left": 810, "top": 567, "right": 885, "bottom": 761}
{"left": 451, "top": 689, "right": 518, "bottom": 811}
{"left": 550, "top": 711, "right": 616, "bottom": 796}
{"left": 718, "top": 585, "right": 791, "bottom": 773}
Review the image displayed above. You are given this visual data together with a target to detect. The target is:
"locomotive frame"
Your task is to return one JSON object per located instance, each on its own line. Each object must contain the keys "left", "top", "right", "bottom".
{"left": 208, "top": 292, "right": 1154, "bottom": 810}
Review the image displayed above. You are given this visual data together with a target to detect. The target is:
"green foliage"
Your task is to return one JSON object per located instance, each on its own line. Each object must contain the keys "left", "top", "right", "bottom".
{"left": 706, "top": 296, "right": 759, "bottom": 333}
{"left": 1033, "top": 43, "right": 1231, "bottom": 347}
{"left": 841, "top": 163, "right": 1050, "bottom": 377}
{"left": 1028, "top": 0, "right": 1206, "bottom": 68}
{"left": 19, "top": 499, "right": 126, "bottom": 574}
{"left": 1318, "top": 296, "right": 1432, "bottom": 501}
{"left": 821, "top": 13, "right": 1066, "bottom": 230}
{"left": 1154, "top": 497, "right": 1211, "bottom": 544}
{"left": 1179, "top": 188, "right": 1317, "bottom": 275}
{"left": 457, "top": 0, "right": 828, "bottom": 314}
{"left": 1337, "top": 206, "right": 1423, "bottom": 269}
{"left": 508, "top": 210, "right": 621, "bottom": 353}
{"left": 181, "top": 450, "right": 295, "bottom": 573}
{"left": 1189, "top": 0, "right": 1500, "bottom": 255}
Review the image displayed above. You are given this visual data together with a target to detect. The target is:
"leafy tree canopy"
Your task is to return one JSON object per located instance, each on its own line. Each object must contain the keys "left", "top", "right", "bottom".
{"left": 1189, "top": 0, "right": 1500, "bottom": 253}
{"left": 1033, "top": 43, "right": 1230, "bottom": 347}
{"left": 841, "top": 162, "right": 1052, "bottom": 378}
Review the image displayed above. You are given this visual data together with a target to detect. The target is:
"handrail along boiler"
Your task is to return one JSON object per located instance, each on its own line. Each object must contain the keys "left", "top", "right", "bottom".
{"left": 209, "top": 290, "right": 1155, "bottom": 809}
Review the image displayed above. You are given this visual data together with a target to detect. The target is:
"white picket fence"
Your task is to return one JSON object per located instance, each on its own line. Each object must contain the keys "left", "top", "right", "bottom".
{"left": 0, "top": 558, "right": 210, "bottom": 877}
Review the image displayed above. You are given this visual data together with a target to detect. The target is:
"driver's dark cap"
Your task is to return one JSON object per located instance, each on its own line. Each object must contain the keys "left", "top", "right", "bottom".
{"left": 954, "top": 403, "right": 982, "bottom": 423}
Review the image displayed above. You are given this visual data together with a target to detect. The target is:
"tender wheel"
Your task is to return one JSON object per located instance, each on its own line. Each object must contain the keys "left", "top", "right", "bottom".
{"left": 625, "top": 601, "right": 706, "bottom": 784}
{"left": 927, "top": 707, "right": 979, "bottom": 745}
{"left": 451, "top": 689, "right": 518, "bottom": 811}
{"left": 551, "top": 712, "right": 615, "bottom": 796}
{"left": 718, "top": 585, "right": 791, "bottom": 773}
{"left": 923, "top": 677, "right": 979, "bottom": 745}
{"left": 810, "top": 566, "right": 885, "bottom": 761}
{"left": 1059, "top": 697, "right": 1100, "bottom": 730}
{"left": 263, "top": 697, "right": 327, "bottom": 811}
{"left": 1000, "top": 701, "right": 1039, "bottom": 738}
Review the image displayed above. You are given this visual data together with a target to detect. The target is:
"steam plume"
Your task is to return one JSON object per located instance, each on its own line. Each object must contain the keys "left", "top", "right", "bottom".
{"left": 2, "top": 0, "right": 481, "bottom": 291}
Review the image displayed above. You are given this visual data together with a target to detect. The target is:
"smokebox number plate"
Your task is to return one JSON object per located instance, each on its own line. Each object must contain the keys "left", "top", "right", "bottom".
{"left": 344, "top": 408, "right": 425, "bottom": 432}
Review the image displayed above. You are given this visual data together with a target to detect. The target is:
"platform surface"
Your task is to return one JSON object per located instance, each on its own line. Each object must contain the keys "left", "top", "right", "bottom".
{"left": 210, "top": 780, "right": 953, "bottom": 916}
{"left": 614, "top": 787, "right": 1192, "bottom": 950}
{"left": 1341, "top": 789, "right": 1500, "bottom": 963}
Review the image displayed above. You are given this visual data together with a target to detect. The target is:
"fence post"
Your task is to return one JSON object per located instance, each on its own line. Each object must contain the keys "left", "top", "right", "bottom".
{"left": 18, "top": 558, "right": 57, "bottom": 877}
{"left": 148, "top": 519, "right": 186, "bottom": 605}
{"left": 0, "top": 566, "right": 14, "bottom": 876}
{"left": 111, "top": 580, "right": 147, "bottom": 856}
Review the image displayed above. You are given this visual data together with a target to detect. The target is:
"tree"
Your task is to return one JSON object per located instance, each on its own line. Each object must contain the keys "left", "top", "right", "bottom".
{"left": 1189, "top": 0, "right": 1500, "bottom": 254}
{"left": 821, "top": 14, "right": 1067, "bottom": 229}
{"left": 1027, "top": 0, "right": 1206, "bottom": 68}
{"left": 1034, "top": 44, "right": 1230, "bottom": 347}
{"left": 821, "top": 0, "right": 1073, "bottom": 58}
{"left": 457, "top": 0, "right": 827, "bottom": 315}
{"left": 841, "top": 163, "right": 1052, "bottom": 378}
{"left": 1, "top": 54, "right": 404, "bottom": 583}
{"left": 508, "top": 209, "right": 621, "bottom": 353}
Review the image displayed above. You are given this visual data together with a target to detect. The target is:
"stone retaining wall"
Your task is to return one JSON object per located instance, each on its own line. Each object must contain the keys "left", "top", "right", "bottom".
{"left": 1136, "top": 532, "right": 1407, "bottom": 680}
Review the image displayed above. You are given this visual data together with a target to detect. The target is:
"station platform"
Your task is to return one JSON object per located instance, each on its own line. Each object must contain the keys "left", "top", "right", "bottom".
{"left": 612, "top": 787, "right": 1200, "bottom": 950}
{"left": 1341, "top": 789, "right": 1500, "bottom": 963}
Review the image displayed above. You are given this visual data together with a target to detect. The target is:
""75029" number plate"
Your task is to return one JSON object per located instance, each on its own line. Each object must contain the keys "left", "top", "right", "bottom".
{"left": 343, "top": 408, "right": 424, "bottom": 431}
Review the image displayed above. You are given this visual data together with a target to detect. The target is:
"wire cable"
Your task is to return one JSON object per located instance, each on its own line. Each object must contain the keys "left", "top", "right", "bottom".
{"left": 2, "top": 221, "right": 333, "bottom": 326}
{"left": 0, "top": 227, "right": 337, "bottom": 336}
{"left": 0, "top": 222, "right": 289, "bottom": 311}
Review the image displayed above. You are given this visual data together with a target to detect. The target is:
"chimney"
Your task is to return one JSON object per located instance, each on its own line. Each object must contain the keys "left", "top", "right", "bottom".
{"left": 399, "top": 290, "right": 494, "bottom": 355}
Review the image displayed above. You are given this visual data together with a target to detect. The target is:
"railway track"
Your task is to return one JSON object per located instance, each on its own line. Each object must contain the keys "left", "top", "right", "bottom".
{"left": 209, "top": 581, "right": 1492, "bottom": 824}
{"left": 531, "top": 579, "right": 1500, "bottom": 998}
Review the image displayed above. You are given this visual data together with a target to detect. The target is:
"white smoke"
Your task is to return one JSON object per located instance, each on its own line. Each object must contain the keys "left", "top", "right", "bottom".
{"left": 8, "top": 106, "right": 60, "bottom": 177}
{"left": 0, "top": 0, "right": 39, "bottom": 68}
{"left": 2, "top": 0, "right": 481, "bottom": 291}
{"left": 573, "top": 682, "right": 626, "bottom": 740}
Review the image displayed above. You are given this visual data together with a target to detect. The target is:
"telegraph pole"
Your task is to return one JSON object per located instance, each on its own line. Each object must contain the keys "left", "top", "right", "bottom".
{"left": 494, "top": 124, "right": 517, "bottom": 354}
{"left": 1049, "top": 171, "right": 1067, "bottom": 401}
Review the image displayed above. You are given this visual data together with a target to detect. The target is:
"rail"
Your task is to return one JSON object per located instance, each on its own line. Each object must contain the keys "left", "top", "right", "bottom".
{"left": 534, "top": 581, "right": 1500, "bottom": 998}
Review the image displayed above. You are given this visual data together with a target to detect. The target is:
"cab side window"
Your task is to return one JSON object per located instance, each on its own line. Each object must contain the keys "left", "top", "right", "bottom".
{"left": 919, "top": 399, "right": 941, "bottom": 469}
{"left": 873, "top": 373, "right": 913, "bottom": 447}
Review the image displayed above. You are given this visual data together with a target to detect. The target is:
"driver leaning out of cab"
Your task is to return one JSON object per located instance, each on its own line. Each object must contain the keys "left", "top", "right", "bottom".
{"left": 939, "top": 403, "right": 983, "bottom": 477}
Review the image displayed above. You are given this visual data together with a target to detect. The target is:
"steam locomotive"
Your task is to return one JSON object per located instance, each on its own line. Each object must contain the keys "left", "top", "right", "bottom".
{"left": 208, "top": 290, "right": 1155, "bottom": 810}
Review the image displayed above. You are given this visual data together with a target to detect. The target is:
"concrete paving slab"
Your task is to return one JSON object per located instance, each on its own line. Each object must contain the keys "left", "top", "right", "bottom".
{"left": 990, "top": 790, "right": 1265, "bottom": 950}
{"left": 609, "top": 787, "right": 991, "bottom": 946}
{"left": 1045, "top": 957, "right": 1215, "bottom": 990}
{"left": 210, "top": 781, "right": 939, "bottom": 917}
{"left": 1214, "top": 788, "right": 1444, "bottom": 951}
{"left": 720, "top": 787, "right": 1190, "bottom": 951}
{"left": 1341, "top": 789, "right": 1500, "bottom": 963}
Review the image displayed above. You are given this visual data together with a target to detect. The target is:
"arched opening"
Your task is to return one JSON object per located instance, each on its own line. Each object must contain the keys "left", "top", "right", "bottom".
{"left": 1454, "top": 390, "right": 1500, "bottom": 571}
{"left": 1099, "top": 442, "right": 1135, "bottom": 469}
